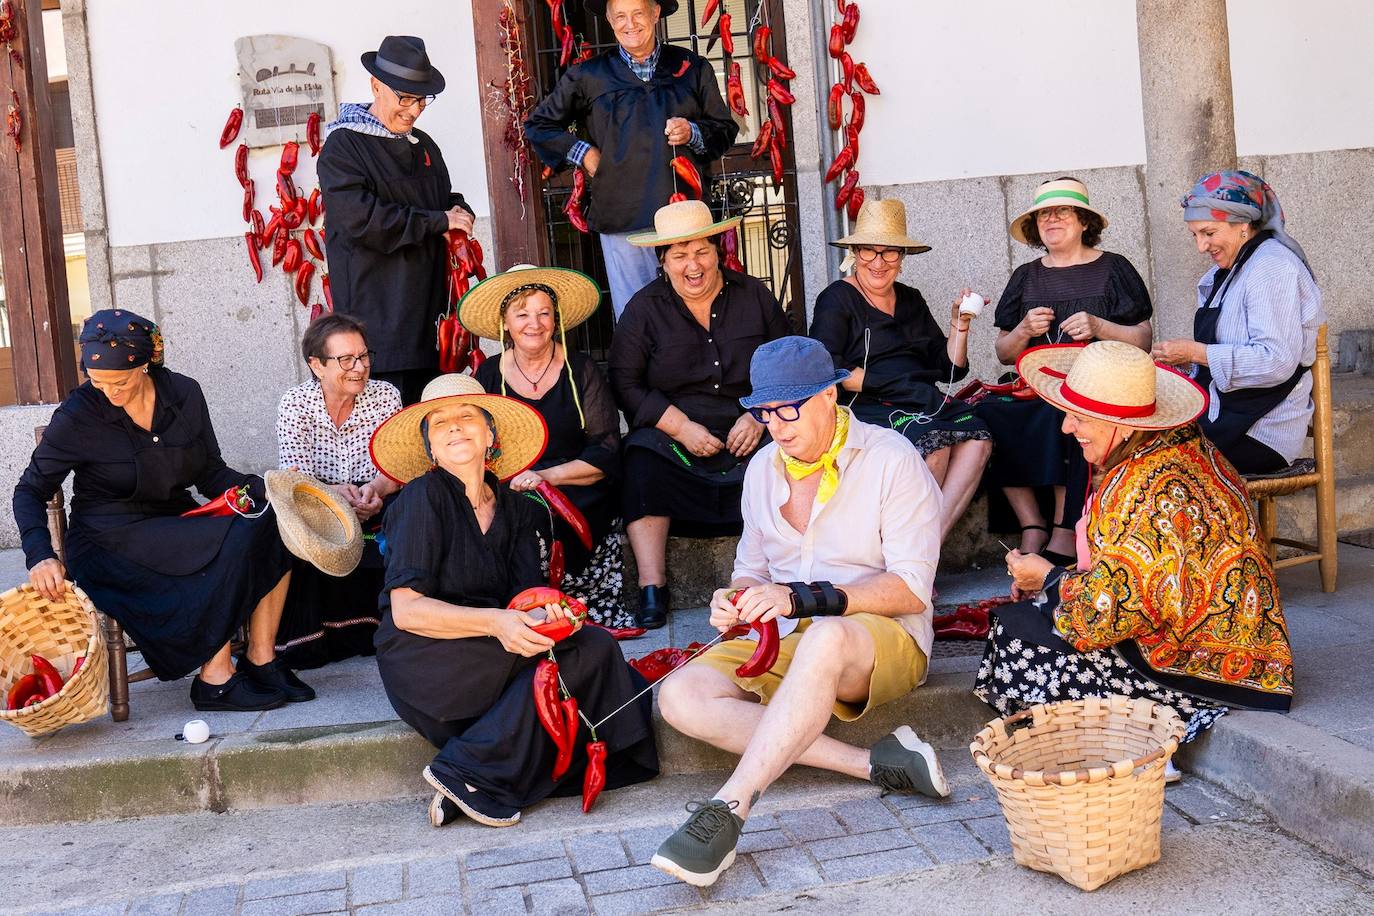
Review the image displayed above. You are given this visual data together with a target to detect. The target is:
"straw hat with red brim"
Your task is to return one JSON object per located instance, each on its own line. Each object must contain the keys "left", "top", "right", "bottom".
{"left": 1017, "top": 340, "right": 1207, "bottom": 430}
{"left": 369, "top": 373, "right": 548, "bottom": 484}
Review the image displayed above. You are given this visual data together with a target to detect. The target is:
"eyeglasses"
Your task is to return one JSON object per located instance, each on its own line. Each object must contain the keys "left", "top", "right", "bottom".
{"left": 389, "top": 86, "right": 436, "bottom": 109}
{"left": 854, "top": 247, "right": 902, "bottom": 264}
{"left": 1036, "top": 206, "right": 1078, "bottom": 222}
{"left": 747, "top": 395, "right": 813, "bottom": 424}
{"left": 318, "top": 350, "right": 375, "bottom": 370}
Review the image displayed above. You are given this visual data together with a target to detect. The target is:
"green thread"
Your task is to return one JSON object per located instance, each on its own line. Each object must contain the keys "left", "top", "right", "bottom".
{"left": 669, "top": 444, "right": 694, "bottom": 467}
{"left": 1034, "top": 188, "right": 1089, "bottom": 206}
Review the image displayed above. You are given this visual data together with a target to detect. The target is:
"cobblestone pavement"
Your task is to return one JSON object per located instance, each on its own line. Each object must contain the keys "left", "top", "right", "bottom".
{"left": 42, "top": 774, "right": 1336, "bottom": 916}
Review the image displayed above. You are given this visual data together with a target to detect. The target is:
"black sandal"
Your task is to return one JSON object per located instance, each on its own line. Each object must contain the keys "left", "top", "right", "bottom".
{"left": 190, "top": 671, "right": 286, "bottom": 712}
{"left": 1017, "top": 524, "right": 1049, "bottom": 551}
{"left": 1042, "top": 525, "right": 1077, "bottom": 568}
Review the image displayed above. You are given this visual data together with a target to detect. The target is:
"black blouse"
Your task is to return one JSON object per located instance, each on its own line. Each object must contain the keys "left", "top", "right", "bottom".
{"left": 809, "top": 280, "right": 967, "bottom": 412}
{"left": 13, "top": 369, "right": 253, "bottom": 569}
{"left": 475, "top": 349, "right": 620, "bottom": 481}
{"left": 608, "top": 269, "right": 792, "bottom": 436}
{"left": 379, "top": 468, "right": 543, "bottom": 616}
{"left": 993, "top": 251, "right": 1153, "bottom": 346}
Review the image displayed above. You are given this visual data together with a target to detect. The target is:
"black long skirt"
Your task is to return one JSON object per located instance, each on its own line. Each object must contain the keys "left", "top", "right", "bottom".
{"left": 66, "top": 513, "right": 292, "bottom": 680}
{"left": 274, "top": 541, "right": 383, "bottom": 670}
{"left": 621, "top": 447, "right": 745, "bottom": 536}
{"left": 378, "top": 624, "right": 659, "bottom": 808}
{"left": 977, "top": 396, "right": 1091, "bottom": 533}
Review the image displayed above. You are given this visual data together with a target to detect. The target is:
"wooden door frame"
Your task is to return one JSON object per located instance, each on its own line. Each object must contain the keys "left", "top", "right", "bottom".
{"left": 0, "top": 0, "right": 77, "bottom": 404}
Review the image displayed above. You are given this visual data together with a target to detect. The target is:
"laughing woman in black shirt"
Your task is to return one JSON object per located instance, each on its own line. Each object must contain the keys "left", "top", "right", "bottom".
{"left": 609, "top": 202, "right": 791, "bottom": 628}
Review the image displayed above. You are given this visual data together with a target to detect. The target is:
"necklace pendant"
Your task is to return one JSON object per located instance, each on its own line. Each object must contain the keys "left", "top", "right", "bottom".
{"left": 532, "top": 382, "right": 538, "bottom": 392}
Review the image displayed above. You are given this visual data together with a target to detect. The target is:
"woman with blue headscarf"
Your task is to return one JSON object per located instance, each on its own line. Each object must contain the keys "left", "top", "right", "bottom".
{"left": 13, "top": 310, "right": 312, "bottom": 712}
{"left": 1153, "top": 170, "right": 1325, "bottom": 474}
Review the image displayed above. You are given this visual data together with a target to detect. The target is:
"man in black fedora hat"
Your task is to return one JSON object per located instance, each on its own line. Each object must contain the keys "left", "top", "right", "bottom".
{"left": 525, "top": 0, "right": 737, "bottom": 319}
{"left": 318, "top": 35, "right": 476, "bottom": 405}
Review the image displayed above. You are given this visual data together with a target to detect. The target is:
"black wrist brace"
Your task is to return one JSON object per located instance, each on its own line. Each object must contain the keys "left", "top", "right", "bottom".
{"left": 786, "top": 581, "right": 849, "bottom": 617}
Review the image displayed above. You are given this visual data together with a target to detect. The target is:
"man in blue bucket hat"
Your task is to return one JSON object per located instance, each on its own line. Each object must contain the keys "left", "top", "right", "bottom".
{"left": 652, "top": 336, "right": 949, "bottom": 888}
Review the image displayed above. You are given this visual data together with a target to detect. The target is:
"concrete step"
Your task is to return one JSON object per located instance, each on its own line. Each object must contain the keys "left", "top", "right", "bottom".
{"left": 1330, "top": 372, "right": 1374, "bottom": 479}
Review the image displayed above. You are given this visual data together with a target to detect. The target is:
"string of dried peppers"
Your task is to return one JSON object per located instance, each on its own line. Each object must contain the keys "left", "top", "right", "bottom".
{"left": 824, "top": 0, "right": 880, "bottom": 221}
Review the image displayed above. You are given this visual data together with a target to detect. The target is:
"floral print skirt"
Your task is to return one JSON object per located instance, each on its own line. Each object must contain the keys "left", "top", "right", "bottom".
{"left": 973, "top": 619, "right": 1227, "bottom": 744}
{"left": 538, "top": 527, "right": 635, "bottom": 630}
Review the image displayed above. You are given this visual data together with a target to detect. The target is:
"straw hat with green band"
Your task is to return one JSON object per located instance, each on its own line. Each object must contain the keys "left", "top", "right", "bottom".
{"left": 369, "top": 375, "right": 548, "bottom": 484}
{"left": 458, "top": 264, "right": 601, "bottom": 342}
{"left": 1009, "top": 178, "right": 1110, "bottom": 245}
{"left": 626, "top": 200, "right": 741, "bottom": 248}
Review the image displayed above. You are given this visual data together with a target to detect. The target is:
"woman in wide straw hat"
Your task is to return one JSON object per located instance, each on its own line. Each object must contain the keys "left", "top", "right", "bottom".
{"left": 609, "top": 200, "right": 790, "bottom": 628}
{"left": 463, "top": 265, "right": 633, "bottom": 629}
{"left": 368, "top": 376, "right": 658, "bottom": 829}
{"left": 974, "top": 340, "right": 1294, "bottom": 756}
{"left": 809, "top": 198, "right": 991, "bottom": 543}
{"left": 981, "top": 177, "right": 1153, "bottom": 564}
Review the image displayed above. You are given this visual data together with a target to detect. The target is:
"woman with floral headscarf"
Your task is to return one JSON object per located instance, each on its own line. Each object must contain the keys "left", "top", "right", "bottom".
{"left": 1153, "top": 170, "right": 1325, "bottom": 474}
{"left": 13, "top": 309, "right": 313, "bottom": 712}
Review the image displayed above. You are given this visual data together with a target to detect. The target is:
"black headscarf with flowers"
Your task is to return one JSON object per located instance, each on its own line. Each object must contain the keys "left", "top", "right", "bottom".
{"left": 79, "top": 309, "right": 164, "bottom": 371}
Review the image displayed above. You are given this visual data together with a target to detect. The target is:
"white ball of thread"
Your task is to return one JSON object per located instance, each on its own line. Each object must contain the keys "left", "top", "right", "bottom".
{"left": 959, "top": 293, "right": 985, "bottom": 317}
{"left": 182, "top": 719, "right": 210, "bottom": 744}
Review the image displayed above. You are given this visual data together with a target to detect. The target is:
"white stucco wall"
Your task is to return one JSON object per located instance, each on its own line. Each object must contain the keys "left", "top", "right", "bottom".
{"left": 1228, "top": 0, "right": 1374, "bottom": 156}
{"left": 843, "top": 0, "right": 1147, "bottom": 186}
{"left": 84, "top": 0, "right": 488, "bottom": 248}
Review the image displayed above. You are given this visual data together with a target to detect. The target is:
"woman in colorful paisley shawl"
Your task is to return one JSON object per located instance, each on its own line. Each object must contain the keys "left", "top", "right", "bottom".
{"left": 974, "top": 340, "right": 1294, "bottom": 758}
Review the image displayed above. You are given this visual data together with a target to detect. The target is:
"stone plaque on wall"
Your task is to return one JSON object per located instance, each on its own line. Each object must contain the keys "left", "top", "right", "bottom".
{"left": 234, "top": 35, "right": 337, "bottom": 149}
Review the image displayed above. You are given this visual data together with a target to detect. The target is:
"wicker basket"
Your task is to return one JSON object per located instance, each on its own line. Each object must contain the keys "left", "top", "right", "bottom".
{"left": 969, "top": 695, "right": 1186, "bottom": 891}
{"left": 0, "top": 582, "right": 109, "bottom": 738}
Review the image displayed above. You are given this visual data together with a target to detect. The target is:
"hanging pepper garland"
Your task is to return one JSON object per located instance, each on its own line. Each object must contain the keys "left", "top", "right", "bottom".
{"left": 5, "top": 89, "right": 19, "bottom": 154}
{"left": 0, "top": 0, "right": 21, "bottom": 66}
{"left": 493, "top": 0, "right": 537, "bottom": 210}
{"left": 824, "top": 0, "right": 879, "bottom": 221}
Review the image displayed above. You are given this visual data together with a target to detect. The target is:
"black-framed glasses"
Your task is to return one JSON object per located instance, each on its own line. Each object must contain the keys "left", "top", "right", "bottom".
{"left": 854, "top": 247, "right": 903, "bottom": 264}
{"left": 389, "top": 85, "right": 436, "bottom": 109}
{"left": 747, "top": 395, "right": 813, "bottom": 424}
{"left": 319, "top": 350, "right": 375, "bottom": 370}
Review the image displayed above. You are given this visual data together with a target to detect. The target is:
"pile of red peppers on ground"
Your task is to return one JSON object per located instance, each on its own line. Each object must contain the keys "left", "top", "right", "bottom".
{"left": 932, "top": 594, "right": 1014, "bottom": 640}
{"left": 6, "top": 653, "right": 84, "bottom": 711}
{"left": 824, "top": 0, "right": 880, "bottom": 221}
{"left": 219, "top": 106, "right": 333, "bottom": 320}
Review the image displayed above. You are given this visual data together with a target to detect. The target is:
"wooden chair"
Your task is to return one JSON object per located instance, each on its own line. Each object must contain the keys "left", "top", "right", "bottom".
{"left": 1243, "top": 324, "right": 1337, "bottom": 592}
{"left": 36, "top": 426, "right": 151, "bottom": 722}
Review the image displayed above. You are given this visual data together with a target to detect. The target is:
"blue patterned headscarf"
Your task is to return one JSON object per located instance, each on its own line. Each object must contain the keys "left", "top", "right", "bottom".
{"left": 1180, "top": 170, "right": 1312, "bottom": 276}
{"left": 79, "top": 309, "right": 164, "bottom": 371}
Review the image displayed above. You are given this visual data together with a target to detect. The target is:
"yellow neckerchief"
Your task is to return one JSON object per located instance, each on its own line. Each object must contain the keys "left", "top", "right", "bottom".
{"left": 781, "top": 407, "right": 851, "bottom": 504}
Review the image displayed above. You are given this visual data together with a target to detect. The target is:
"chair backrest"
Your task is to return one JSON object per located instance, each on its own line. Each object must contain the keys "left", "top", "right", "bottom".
{"left": 1311, "top": 325, "right": 1332, "bottom": 468}
{"left": 34, "top": 426, "right": 68, "bottom": 566}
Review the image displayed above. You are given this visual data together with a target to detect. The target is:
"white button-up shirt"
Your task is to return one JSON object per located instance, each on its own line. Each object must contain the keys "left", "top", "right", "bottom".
{"left": 732, "top": 410, "right": 943, "bottom": 672}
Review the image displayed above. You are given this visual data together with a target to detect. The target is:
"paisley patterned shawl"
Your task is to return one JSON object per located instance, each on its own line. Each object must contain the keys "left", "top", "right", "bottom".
{"left": 1052, "top": 423, "right": 1294, "bottom": 709}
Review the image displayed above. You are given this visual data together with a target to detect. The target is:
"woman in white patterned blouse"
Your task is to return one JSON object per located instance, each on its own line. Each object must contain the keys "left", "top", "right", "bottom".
{"left": 274, "top": 314, "right": 403, "bottom": 668}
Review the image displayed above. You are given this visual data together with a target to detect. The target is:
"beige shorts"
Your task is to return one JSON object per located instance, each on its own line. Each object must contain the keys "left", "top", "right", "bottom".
{"left": 691, "top": 614, "right": 927, "bottom": 721}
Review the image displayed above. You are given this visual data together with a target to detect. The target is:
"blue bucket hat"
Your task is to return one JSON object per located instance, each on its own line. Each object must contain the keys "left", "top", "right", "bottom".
{"left": 740, "top": 337, "right": 850, "bottom": 409}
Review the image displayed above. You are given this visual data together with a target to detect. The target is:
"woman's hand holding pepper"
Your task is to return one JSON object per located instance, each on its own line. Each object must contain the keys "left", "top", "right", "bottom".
{"left": 675, "top": 421, "right": 724, "bottom": 459}
{"left": 708, "top": 587, "right": 745, "bottom": 631}
{"left": 725, "top": 412, "right": 765, "bottom": 458}
{"left": 491, "top": 610, "right": 557, "bottom": 657}
{"left": 731, "top": 584, "right": 794, "bottom": 625}
{"left": 1005, "top": 548, "right": 1054, "bottom": 599}
{"left": 508, "top": 469, "right": 546, "bottom": 493}
{"left": 28, "top": 558, "right": 65, "bottom": 602}
{"left": 540, "top": 599, "right": 582, "bottom": 634}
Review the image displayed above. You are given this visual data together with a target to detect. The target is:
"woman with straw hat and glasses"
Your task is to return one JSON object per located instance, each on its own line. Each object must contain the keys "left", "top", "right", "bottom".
{"left": 980, "top": 178, "right": 1153, "bottom": 564}
{"left": 809, "top": 198, "right": 991, "bottom": 542}
{"left": 462, "top": 265, "right": 634, "bottom": 629}
{"left": 610, "top": 200, "right": 791, "bottom": 628}
{"left": 369, "top": 376, "right": 657, "bottom": 827}
{"left": 975, "top": 341, "right": 1294, "bottom": 751}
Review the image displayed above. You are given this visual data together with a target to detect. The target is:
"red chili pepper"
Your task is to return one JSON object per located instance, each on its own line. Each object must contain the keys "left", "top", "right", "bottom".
{"left": 468, "top": 344, "right": 487, "bottom": 372}
{"left": 627, "top": 647, "right": 685, "bottom": 683}
{"left": 31, "top": 654, "right": 64, "bottom": 697}
{"left": 436, "top": 310, "right": 459, "bottom": 372}
{"left": 307, "top": 188, "right": 323, "bottom": 224}
{"left": 726, "top": 61, "right": 748, "bottom": 117}
{"left": 934, "top": 619, "right": 989, "bottom": 640}
{"left": 585, "top": 622, "right": 649, "bottom": 640}
{"left": 219, "top": 106, "right": 243, "bottom": 149}
{"left": 533, "top": 659, "right": 566, "bottom": 761}
{"left": 824, "top": 146, "right": 854, "bottom": 184}
{"left": 295, "top": 261, "right": 315, "bottom": 306}
{"left": 548, "top": 540, "right": 566, "bottom": 588}
{"left": 854, "top": 62, "right": 880, "bottom": 95}
{"left": 574, "top": 41, "right": 593, "bottom": 65}
{"left": 564, "top": 167, "right": 589, "bottom": 233}
{"left": 835, "top": 170, "right": 860, "bottom": 210}
{"left": 726, "top": 591, "right": 782, "bottom": 678}
{"left": 559, "top": 27, "right": 576, "bottom": 68}
{"left": 271, "top": 226, "right": 288, "bottom": 267}
{"left": 837, "top": 0, "right": 848, "bottom": 13}
{"left": 841, "top": 3, "right": 860, "bottom": 42}
{"left": 250, "top": 209, "right": 265, "bottom": 245}
{"left": 534, "top": 481, "right": 594, "bottom": 551}
{"left": 321, "top": 272, "right": 333, "bottom": 310}
{"left": 279, "top": 139, "right": 300, "bottom": 177}
{"left": 182, "top": 485, "right": 253, "bottom": 518}
{"left": 767, "top": 78, "right": 796, "bottom": 106}
{"left": 721, "top": 227, "right": 744, "bottom": 272}
{"left": 749, "top": 120, "right": 774, "bottom": 160}
{"left": 234, "top": 143, "right": 249, "bottom": 188}
{"left": 667, "top": 192, "right": 688, "bottom": 204}
{"left": 6, "top": 674, "right": 43, "bottom": 710}
{"left": 848, "top": 91, "right": 866, "bottom": 133}
{"left": 552, "top": 696, "right": 579, "bottom": 780}
{"left": 262, "top": 212, "right": 282, "bottom": 251}
{"left": 581, "top": 740, "right": 607, "bottom": 812}
{"left": 718, "top": 12, "right": 733, "bottom": 55}
{"left": 282, "top": 239, "right": 303, "bottom": 274}
{"left": 245, "top": 232, "right": 263, "bottom": 283}
{"left": 768, "top": 98, "right": 787, "bottom": 146}
{"left": 846, "top": 124, "right": 860, "bottom": 164}
{"left": 669, "top": 156, "right": 703, "bottom": 198}
{"left": 509, "top": 586, "right": 590, "bottom": 618}
{"left": 841, "top": 52, "right": 855, "bottom": 92}
{"left": 768, "top": 57, "right": 796, "bottom": 81}
{"left": 847, "top": 184, "right": 865, "bottom": 221}
{"left": 281, "top": 205, "right": 304, "bottom": 231}
{"left": 303, "top": 228, "right": 324, "bottom": 261}
{"left": 242, "top": 178, "right": 254, "bottom": 223}
{"left": 828, "top": 83, "right": 845, "bottom": 131}
{"left": 700, "top": 0, "right": 720, "bottom": 27}
{"left": 828, "top": 24, "right": 845, "bottom": 59}
{"left": 752, "top": 25, "right": 771, "bottom": 62}
{"left": 277, "top": 171, "right": 298, "bottom": 208}
{"left": 306, "top": 111, "right": 322, "bottom": 156}
{"left": 468, "top": 237, "right": 487, "bottom": 280}
{"left": 768, "top": 132, "right": 785, "bottom": 186}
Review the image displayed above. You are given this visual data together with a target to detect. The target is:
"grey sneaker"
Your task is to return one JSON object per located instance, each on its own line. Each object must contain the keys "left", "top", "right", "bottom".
{"left": 869, "top": 726, "right": 950, "bottom": 798}
{"left": 651, "top": 799, "right": 744, "bottom": 887}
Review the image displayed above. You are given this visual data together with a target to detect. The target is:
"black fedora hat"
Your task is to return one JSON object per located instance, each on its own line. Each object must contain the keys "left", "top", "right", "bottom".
{"left": 584, "top": 0, "right": 679, "bottom": 18}
{"left": 361, "top": 35, "right": 445, "bottom": 97}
